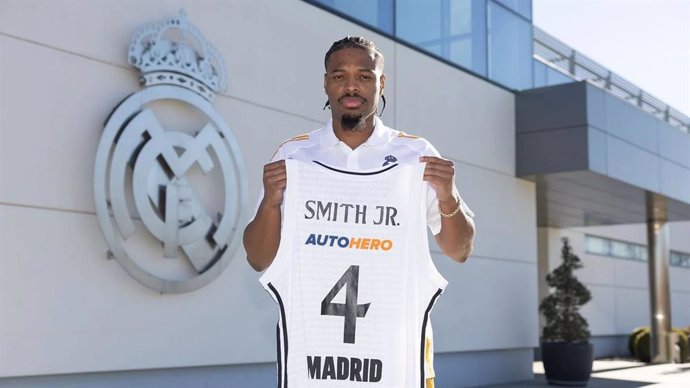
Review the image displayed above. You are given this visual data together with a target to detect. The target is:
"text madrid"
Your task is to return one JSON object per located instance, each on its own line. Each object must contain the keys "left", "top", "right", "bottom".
{"left": 307, "top": 355, "right": 383, "bottom": 382}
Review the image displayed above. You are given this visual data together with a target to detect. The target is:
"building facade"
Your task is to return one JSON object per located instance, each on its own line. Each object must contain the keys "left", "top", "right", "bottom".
{"left": 1, "top": 0, "right": 688, "bottom": 387}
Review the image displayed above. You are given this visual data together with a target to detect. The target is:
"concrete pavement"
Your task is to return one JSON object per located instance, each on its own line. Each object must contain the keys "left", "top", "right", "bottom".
{"left": 486, "top": 360, "right": 690, "bottom": 388}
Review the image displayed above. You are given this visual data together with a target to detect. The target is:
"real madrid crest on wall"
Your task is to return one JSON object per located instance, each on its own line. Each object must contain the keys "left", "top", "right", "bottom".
{"left": 94, "top": 11, "right": 247, "bottom": 293}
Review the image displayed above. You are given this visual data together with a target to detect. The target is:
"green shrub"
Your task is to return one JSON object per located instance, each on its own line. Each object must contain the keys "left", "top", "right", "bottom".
{"left": 630, "top": 326, "right": 690, "bottom": 363}
{"left": 628, "top": 326, "right": 648, "bottom": 356}
{"left": 674, "top": 328, "right": 689, "bottom": 363}
{"left": 633, "top": 329, "right": 651, "bottom": 362}
{"left": 539, "top": 238, "right": 591, "bottom": 343}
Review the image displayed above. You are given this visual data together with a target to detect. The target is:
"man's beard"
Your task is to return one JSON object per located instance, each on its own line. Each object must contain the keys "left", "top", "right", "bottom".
{"left": 341, "top": 114, "right": 366, "bottom": 132}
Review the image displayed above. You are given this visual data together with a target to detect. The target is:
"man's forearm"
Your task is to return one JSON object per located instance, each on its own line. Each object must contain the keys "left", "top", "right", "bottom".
{"left": 435, "top": 198, "right": 475, "bottom": 262}
{"left": 243, "top": 201, "right": 282, "bottom": 272}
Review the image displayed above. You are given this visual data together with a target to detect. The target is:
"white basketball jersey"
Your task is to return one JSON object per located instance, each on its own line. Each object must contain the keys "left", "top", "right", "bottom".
{"left": 260, "top": 159, "right": 447, "bottom": 388}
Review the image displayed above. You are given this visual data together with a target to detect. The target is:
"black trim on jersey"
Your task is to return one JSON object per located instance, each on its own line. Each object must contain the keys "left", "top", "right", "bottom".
{"left": 275, "top": 324, "right": 282, "bottom": 388}
{"left": 313, "top": 160, "right": 398, "bottom": 175}
{"left": 420, "top": 289, "right": 443, "bottom": 388}
{"left": 268, "top": 283, "right": 288, "bottom": 388}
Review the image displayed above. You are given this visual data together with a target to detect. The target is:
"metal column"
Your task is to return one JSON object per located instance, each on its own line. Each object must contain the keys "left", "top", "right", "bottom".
{"left": 645, "top": 192, "right": 672, "bottom": 363}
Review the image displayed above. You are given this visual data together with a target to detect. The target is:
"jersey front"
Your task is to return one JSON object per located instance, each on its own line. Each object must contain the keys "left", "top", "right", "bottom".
{"left": 260, "top": 159, "right": 447, "bottom": 388}
{"left": 252, "top": 116, "right": 475, "bottom": 236}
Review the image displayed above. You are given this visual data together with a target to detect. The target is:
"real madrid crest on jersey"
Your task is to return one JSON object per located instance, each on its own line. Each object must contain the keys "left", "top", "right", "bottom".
{"left": 94, "top": 11, "right": 247, "bottom": 293}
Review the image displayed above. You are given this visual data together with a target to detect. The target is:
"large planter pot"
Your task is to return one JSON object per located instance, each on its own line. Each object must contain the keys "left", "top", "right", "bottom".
{"left": 542, "top": 341, "right": 593, "bottom": 386}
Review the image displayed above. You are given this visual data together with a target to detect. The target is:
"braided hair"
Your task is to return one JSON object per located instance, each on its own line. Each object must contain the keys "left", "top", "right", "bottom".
{"left": 324, "top": 36, "right": 385, "bottom": 71}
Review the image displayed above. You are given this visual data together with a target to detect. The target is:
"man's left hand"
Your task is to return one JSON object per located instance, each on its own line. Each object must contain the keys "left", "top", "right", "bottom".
{"left": 420, "top": 156, "right": 456, "bottom": 203}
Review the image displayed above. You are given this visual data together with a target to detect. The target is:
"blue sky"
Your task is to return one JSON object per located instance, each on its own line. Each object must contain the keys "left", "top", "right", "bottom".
{"left": 533, "top": 0, "right": 690, "bottom": 117}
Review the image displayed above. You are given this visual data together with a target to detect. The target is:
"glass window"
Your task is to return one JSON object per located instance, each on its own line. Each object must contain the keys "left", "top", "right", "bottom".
{"left": 545, "top": 67, "right": 573, "bottom": 87}
{"left": 396, "top": 0, "right": 442, "bottom": 44}
{"left": 585, "top": 235, "right": 610, "bottom": 256}
{"left": 311, "top": 0, "right": 394, "bottom": 34}
{"left": 586, "top": 235, "right": 647, "bottom": 261}
{"left": 610, "top": 240, "right": 630, "bottom": 259}
{"left": 585, "top": 235, "right": 690, "bottom": 265}
{"left": 533, "top": 61, "right": 547, "bottom": 88}
{"left": 494, "top": 0, "right": 532, "bottom": 20}
{"left": 423, "top": 43, "right": 444, "bottom": 58}
{"left": 631, "top": 244, "right": 647, "bottom": 261}
{"left": 533, "top": 60, "right": 574, "bottom": 88}
{"left": 671, "top": 251, "right": 690, "bottom": 268}
{"left": 449, "top": 0, "right": 473, "bottom": 36}
{"left": 450, "top": 38, "right": 472, "bottom": 66}
{"left": 610, "top": 240, "right": 647, "bottom": 261}
{"left": 487, "top": 0, "right": 533, "bottom": 89}
{"left": 397, "top": 0, "right": 487, "bottom": 75}
{"left": 671, "top": 252, "right": 680, "bottom": 266}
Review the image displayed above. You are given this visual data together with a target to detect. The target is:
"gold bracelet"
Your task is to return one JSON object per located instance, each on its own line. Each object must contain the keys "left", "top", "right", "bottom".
{"left": 439, "top": 197, "right": 462, "bottom": 218}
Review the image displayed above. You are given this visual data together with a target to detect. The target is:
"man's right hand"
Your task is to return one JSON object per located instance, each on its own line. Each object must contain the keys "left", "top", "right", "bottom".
{"left": 262, "top": 160, "right": 287, "bottom": 207}
{"left": 244, "top": 159, "right": 287, "bottom": 272}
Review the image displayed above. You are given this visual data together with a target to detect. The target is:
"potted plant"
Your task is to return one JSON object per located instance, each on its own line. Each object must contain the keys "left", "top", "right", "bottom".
{"left": 539, "top": 237, "right": 593, "bottom": 386}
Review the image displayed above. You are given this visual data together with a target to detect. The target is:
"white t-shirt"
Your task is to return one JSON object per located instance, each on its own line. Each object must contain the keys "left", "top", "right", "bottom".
{"left": 253, "top": 117, "right": 474, "bottom": 235}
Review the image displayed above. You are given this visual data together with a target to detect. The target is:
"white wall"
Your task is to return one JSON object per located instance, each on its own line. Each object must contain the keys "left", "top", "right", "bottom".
{"left": 0, "top": 0, "right": 536, "bottom": 379}
{"left": 539, "top": 221, "right": 690, "bottom": 338}
{"left": 392, "top": 43, "right": 539, "bottom": 352}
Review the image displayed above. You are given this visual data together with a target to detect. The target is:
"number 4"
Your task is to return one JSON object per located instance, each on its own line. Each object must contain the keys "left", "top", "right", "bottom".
{"left": 321, "top": 265, "right": 370, "bottom": 344}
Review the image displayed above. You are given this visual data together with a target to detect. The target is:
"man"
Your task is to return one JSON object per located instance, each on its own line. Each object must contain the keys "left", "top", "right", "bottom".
{"left": 244, "top": 37, "right": 475, "bottom": 387}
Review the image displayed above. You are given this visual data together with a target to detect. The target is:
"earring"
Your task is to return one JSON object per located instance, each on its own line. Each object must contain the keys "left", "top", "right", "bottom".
{"left": 323, "top": 100, "right": 331, "bottom": 110}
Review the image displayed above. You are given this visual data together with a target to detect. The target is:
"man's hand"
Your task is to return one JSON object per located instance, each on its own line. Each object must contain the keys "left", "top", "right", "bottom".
{"left": 243, "top": 160, "right": 287, "bottom": 272}
{"left": 262, "top": 160, "right": 287, "bottom": 207}
{"left": 420, "top": 156, "right": 455, "bottom": 203}
{"left": 420, "top": 155, "right": 475, "bottom": 263}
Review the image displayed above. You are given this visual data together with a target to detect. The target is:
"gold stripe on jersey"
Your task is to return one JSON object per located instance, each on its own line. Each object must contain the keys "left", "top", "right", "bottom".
{"left": 425, "top": 336, "right": 436, "bottom": 387}
{"left": 425, "top": 336, "right": 435, "bottom": 377}
{"left": 397, "top": 132, "right": 420, "bottom": 139}
{"left": 270, "top": 134, "right": 310, "bottom": 160}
